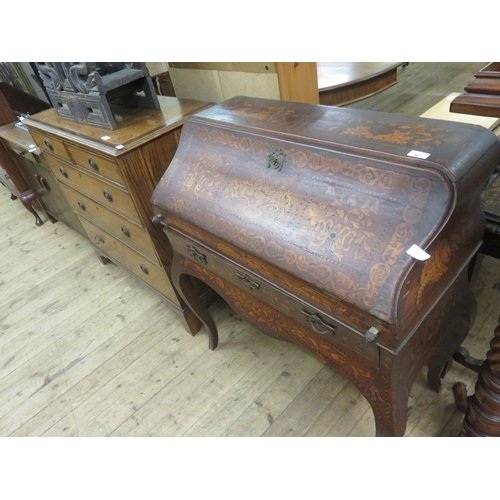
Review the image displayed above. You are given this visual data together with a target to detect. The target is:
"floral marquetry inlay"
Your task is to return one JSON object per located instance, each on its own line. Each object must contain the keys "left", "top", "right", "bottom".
{"left": 161, "top": 119, "right": 451, "bottom": 321}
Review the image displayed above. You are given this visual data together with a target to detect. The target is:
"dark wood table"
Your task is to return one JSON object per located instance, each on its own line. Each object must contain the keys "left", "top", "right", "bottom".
{"left": 318, "top": 62, "right": 404, "bottom": 106}
{"left": 450, "top": 63, "right": 500, "bottom": 118}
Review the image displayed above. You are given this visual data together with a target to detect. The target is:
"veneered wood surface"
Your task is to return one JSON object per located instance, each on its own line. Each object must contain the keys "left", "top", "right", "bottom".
{"left": 24, "top": 96, "right": 212, "bottom": 155}
{"left": 318, "top": 62, "right": 401, "bottom": 106}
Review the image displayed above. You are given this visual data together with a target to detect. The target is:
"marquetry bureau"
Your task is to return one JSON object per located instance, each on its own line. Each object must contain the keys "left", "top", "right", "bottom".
{"left": 23, "top": 96, "right": 212, "bottom": 334}
{"left": 151, "top": 96, "right": 500, "bottom": 436}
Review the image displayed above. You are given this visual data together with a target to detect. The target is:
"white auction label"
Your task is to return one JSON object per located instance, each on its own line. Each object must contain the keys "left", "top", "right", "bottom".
{"left": 407, "top": 150, "right": 431, "bottom": 159}
{"left": 406, "top": 244, "right": 431, "bottom": 261}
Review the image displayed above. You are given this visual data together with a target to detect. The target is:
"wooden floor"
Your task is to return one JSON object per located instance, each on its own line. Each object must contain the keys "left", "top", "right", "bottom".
{"left": 1, "top": 62, "right": 499, "bottom": 437}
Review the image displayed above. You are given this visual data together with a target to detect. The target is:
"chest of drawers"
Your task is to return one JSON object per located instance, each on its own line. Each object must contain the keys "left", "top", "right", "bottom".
{"left": 0, "top": 121, "right": 85, "bottom": 233}
{"left": 24, "top": 96, "right": 212, "bottom": 334}
{"left": 151, "top": 96, "right": 500, "bottom": 436}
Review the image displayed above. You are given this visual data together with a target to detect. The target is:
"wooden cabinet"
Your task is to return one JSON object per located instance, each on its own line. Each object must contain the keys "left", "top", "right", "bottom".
{"left": 152, "top": 96, "right": 500, "bottom": 436}
{"left": 24, "top": 96, "right": 213, "bottom": 334}
{"left": 0, "top": 122, "right": 85, "bottom": 233}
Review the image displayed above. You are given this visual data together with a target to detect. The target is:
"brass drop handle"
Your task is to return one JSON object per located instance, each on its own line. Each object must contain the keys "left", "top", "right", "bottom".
{"left": 88, "top": 156, "right": 99, "bottom": 171}
{"left": 236, "top": 272, "right": 260, "bottom": 290}
{"left": 186, "top": 244, "right": 207, "bottom": 265}
{"left": 103, "top": 189, "right": 113, "bottom": 202}
{"left": 302, "top": 310, "right": 336, "bottom": 335}
{"left": 95, "top": 234, "right": 104, "bottom": 245}
{"left": 59, "top": 166, "right": 68, "bottom": 178}
{"left": 121, "top": 226, "right": 130, "bottom": 237}
{"left": 44, "top": 138, "right": 53, "bottom": 151}
{"left": 140, "top": 264, "right": 149, "bottom": 275}
{"left": 78, "top": 200, "right": 86, "bottom": 211}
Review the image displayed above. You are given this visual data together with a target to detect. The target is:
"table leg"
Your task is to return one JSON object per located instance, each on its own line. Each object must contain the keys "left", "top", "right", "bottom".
{"left": 453, "top": 316, "right": 500, "bottom": 436}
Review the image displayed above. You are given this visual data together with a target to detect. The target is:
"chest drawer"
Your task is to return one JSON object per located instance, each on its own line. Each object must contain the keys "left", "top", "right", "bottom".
{"left": 65, "top": 143, "right": 126, "bottom": 186}
{"left": 78, "top": 215, "right": 177, "bottom": 303}
{"left": 168, "top": 229, "right": 379, "bottom": 365}
{"left": 29, "top": 130, "right": 72, "bottom": 162}
{"left": 59, "top": 183, "right": 159, "bottom": 264}
{"left": 46, "top": 156, "right": 142, "bottom": 225}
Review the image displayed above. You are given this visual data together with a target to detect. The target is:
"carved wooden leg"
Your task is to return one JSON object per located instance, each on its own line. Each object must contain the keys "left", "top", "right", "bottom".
{"left": 454, "top": 317, "right": 500, "bottom": 436}
{"left": 171, "top": 254, "right": 219, "bottom": 350}
{"left": 20, "top": 190, "right": 43, "bottom": 226}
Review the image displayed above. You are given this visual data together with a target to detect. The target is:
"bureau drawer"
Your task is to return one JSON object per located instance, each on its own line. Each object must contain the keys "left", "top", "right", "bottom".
{"left": 65, "top": 143, "right": 126, "bottom": 186}
{"left": 46, "top": 157, "right": 142, "bottom": 225}
{"left": 29, "top": 129, "right": 72, "bottom": 162}
{"left": 78, "top": 215, "right": 178, "bottom": 303}
{"left": 59, "top": 184, "right": 159, "bottom": 264}
{"left": 168, "top": 230, "right": 379, "bottom": 365}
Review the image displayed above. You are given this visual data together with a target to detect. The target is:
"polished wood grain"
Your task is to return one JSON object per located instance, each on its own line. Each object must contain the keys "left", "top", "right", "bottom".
{"left": 25, "top": 97, "right": 211, "bottom": 155}
{"left": 275, "top": 62, "right": 319, "bottom": 104}
{"left": 318, "top": 62, "right": 402, "bottom": 106}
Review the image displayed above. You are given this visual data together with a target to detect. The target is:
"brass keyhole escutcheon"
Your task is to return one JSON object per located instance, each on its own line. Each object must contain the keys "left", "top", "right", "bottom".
{"left": 267, "top": 148, "right": 287, "bottom": 172}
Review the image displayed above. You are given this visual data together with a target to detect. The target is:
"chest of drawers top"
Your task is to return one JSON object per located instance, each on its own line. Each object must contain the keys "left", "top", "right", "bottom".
{"left": 23, "top": 96, "right": 211, "bottom": 158}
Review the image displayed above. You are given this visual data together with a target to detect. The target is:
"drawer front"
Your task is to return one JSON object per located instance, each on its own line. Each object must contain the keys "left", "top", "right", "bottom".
{"left": 46, "top": 157, "right": 142, "bottom": 225}
{"left": 65, "top": 143, "right": 126, "bottom": 186}
{"left": 168, "top": 230, "right": 378, "bottom": 365}
{"left": 78, "top": 215, "right": 178, "bottom": 303}
{"left": 59, "top": 184, "right": 159, "bottom": 264}
{"left": 29, "top": 129, "right": 72, "bottom": 162}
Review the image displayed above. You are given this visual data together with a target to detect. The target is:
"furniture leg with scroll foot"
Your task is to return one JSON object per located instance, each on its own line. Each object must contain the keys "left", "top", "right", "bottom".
{"left": 20, "top": 190, "right": 43, "bottom": 226}
{"left": 171, "top": 254, "right": 219, "bottom": 350}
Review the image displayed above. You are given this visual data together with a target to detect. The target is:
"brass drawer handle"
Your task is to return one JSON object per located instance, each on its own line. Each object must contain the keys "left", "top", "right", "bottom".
{"left": 140, "top": 264, "right": 149, "bottom": 275}
{"left": 95, "top": 234, "right": 104, "bottom": 245}
{"left": 88, "top": 156, "right": 99, "bottom": 171}
{"left": 302, "top": 310, "right": 336, "bottom": 335}
{"left": 103, "top": 189, "right": 113, "bottom": 202}
{"left": 186, "top": 244, "right": 207, "bottom": 265}
{"left": 236, "top": 272, "right": 260, "bottom": 290}
{"left": 77, "top": 200, "right": 86, "bottom": 211}
{"left": 121, "top": 226, "right": 130, "bottom": 237}
{"left": 44, "top": 138, "right": 53, "bottom": 151}
{"left": 59, "top": 167, "right": 68, "bottom": 178}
